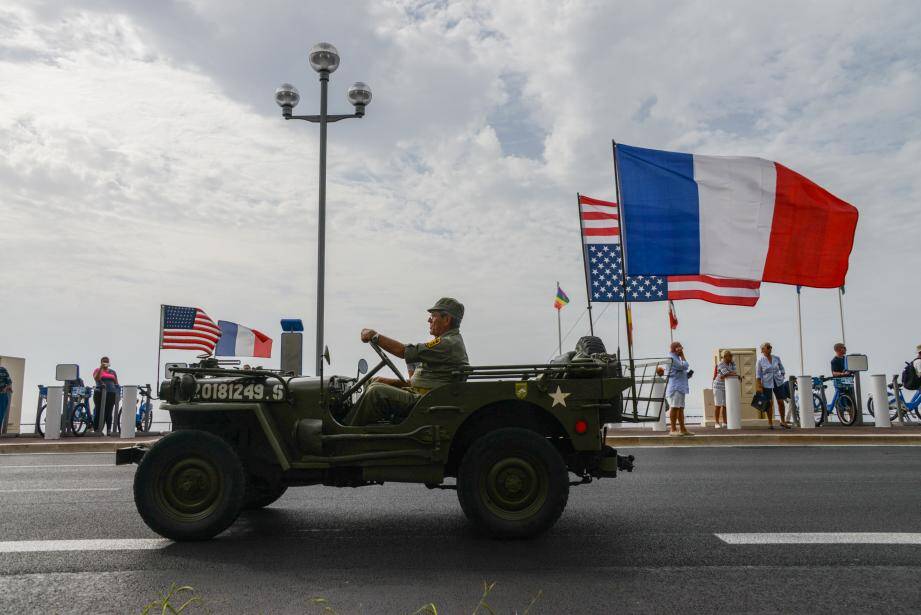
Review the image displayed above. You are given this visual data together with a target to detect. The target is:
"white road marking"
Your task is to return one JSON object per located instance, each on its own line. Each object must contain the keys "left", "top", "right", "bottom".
{"left": 0, "top": 539, "right": 169, "bottom": 553}
{"left": 0, "top": 464, "right": 114, "bottom": 469}
{"left": 717, "top": 533, "right": 921, "bottom": 545}
{"left": 0, "top": 488, "right": 121, "bottom": 493}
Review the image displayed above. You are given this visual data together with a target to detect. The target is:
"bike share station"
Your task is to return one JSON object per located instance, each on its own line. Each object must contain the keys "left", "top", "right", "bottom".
{"left": 790, "top": 354, "right": 869, "bottom": 429}
{"left": 40, "top": 363, "right": 142, "bottom": 439}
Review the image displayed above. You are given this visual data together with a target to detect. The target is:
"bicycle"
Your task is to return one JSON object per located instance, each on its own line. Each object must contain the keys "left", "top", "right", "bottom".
{"left": 112, "top": 385, "right": 155, "bottom": 433}
{"left": 813, "top": 375, "right": 857, "bottom": 426}
{"left": 35, "top": 385, "right": 47, "bottom": 436}
{"left": 67, "top": 385, "right": 95, "bottom": 435}
{"left": 867, "top": 377, "right": 921, "bottom": 422}
{"left": 137, "top": 384, "right": 154, "bottom": 432}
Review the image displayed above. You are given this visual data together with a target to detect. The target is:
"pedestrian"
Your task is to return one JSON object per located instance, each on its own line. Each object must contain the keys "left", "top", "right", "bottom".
{"left": 914, "top": 345, "right": 921, "bottom": 378}
{"left": 92, "top": 356, "right": 119, "bottom": 435}
{"left": 666, "top": 341, "right": 693, "bottom": 436}
{"left": 830, "top": 343, "right": 851, "bottom": 377}
{"left": 756, "top": 342, "right": 789, "bottom": 429}
{"left": 0, "top": 364, "right": 12, "bottom": 435}
{"left": 712, "top": 350, "right": 738, "bottom": 429}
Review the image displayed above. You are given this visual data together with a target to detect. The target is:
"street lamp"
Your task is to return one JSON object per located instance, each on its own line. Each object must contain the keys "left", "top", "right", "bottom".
{"left": 275, "top": 42, "right": 372, "bottom": 376}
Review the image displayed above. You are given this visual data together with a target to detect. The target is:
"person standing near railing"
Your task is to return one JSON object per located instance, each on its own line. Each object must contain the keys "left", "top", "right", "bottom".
{"left": 0, "top": 365, "right": 12, "bottom": 435}
{"left": 92, "top": 356, "right": 119, "bottom": 435}
{"left": 666, "top": 341, "right": 693, "bottom": 436}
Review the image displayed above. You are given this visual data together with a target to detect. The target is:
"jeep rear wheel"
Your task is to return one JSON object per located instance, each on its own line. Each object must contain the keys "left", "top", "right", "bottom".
{"left": 242, "top": 475, "right": 288, "bottom": 510}
{"left": 457, "top": 427, "right": 569, "bottom": 538}
{"left": 133, "top": 430, "right": 245, "bottom": 541}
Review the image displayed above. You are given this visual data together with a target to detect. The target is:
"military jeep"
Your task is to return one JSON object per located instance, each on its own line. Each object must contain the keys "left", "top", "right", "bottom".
{"left": 119, "top": 336, "right": 664, "bottom": 541}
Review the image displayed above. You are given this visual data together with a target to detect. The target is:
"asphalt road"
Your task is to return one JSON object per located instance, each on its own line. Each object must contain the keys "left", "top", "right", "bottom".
{"left": 1, "top": 447, "right": 920, "bottom": 614}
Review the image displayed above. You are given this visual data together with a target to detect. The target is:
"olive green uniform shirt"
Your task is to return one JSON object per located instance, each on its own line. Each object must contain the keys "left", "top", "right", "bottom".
{"left": 403, "top": 328, "right": 469, "bottom": 391}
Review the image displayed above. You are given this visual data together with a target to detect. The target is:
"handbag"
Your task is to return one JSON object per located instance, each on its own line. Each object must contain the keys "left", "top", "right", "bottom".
{"left": 750, "top": 391, "right": 770, "bottom": 414}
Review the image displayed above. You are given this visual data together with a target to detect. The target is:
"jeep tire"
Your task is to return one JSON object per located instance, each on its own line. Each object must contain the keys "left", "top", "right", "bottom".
{"left": 457, "top": 427, "right": 569, "bottom": 538}
{"left": 134, "top": 430, "right": 245, "bottom": 541}
{"left": 242, "top": 475, "right": 288, "bottom": 510}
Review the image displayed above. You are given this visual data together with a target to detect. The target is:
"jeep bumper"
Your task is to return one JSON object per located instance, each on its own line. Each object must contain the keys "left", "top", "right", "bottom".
{"left": 115, "top": 445, "right": 148, "bottom": 465}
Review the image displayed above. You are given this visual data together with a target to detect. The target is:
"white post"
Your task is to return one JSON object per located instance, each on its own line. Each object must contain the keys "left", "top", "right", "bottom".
{"left": 120, "top": 386, "right": 138, "bottom": 438}
{"left": 870, "top": 374, "right": 891, "bottom": 428}
{"left": 45, "top": 386, "right": 63, "bottom": 440}
{"left": 797, "top": 375, "right": 815, "bottom": 428}
{"left": 650, "top": 364, "right": 669, "bottom": 432}
{"left": 725, "top": 376, "right": 742, "bottom": 430}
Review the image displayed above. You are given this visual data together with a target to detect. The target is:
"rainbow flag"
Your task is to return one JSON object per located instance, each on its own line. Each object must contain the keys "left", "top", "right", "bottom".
{"left": 554, "top": 285, "right": 570, "bottom": 310}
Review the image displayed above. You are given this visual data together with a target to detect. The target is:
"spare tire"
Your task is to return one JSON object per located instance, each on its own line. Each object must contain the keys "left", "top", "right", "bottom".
{"left": 575, "top": 336, "right": 606, "bottom": 356}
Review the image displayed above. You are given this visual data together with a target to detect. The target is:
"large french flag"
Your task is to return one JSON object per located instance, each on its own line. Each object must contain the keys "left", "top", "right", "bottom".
{"left": 616, "top": 144, "right": 858, "bottom": 288}
{"left": 214, "top": 321, "right": 273, "bottom": 358}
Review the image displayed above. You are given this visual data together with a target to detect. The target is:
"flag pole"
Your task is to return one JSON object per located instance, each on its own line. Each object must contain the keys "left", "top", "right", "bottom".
{"left": 156, "top": 305, "right": 164, "bottom": 390}
{"left": 667, "top": 303, "right": 674, "bottom": 345}
{"left": 556, "top": 281, "right": 563, "bottom": 355}
{"left": 837, "top": 286, "right": 846, "bottom": 345}
{"left": 795, "top": 287, "right": 805, "bottom": 374}
{"left": 576, "top": 193, "right": 594, "bottom": 336}
{"left": 612, "top": 140, "right": 638, "bottom": 416}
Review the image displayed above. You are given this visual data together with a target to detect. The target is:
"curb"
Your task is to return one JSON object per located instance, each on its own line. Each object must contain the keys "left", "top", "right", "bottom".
{"left": 0, "top": 438, "right": 160, "bottom": 455}
{"left": 606, "top": 434, "right": 921, "bottom": 447}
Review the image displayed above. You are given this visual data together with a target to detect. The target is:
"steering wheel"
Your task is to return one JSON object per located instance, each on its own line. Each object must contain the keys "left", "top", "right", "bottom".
{"left": 370, "top": 341, "right": 408, "bottom": 385}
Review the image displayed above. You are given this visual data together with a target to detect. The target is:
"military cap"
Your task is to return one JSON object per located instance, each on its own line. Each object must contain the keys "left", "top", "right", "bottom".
{"left": 428, "top": 297, "right": 465, "bottom": 321}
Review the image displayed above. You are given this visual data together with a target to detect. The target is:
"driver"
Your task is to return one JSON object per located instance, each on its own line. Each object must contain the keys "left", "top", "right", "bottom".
{"left": 344, "top": 297, "right": 469, "bottom": 425}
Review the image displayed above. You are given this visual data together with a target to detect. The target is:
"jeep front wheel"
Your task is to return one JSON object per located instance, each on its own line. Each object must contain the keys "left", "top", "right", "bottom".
{"left": 457, "top": 427, "right": 569, "bottom": 538}
{"left": 133, "top": 430, "right": 245, "bottom": 541}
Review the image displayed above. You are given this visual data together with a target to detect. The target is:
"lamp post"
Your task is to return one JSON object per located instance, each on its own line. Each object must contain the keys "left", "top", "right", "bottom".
{"left": 275, "top": 43, "right": 372, "bottom": 376}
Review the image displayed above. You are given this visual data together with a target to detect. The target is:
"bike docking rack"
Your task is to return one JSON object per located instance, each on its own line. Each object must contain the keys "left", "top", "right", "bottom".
{"left": 31, "top": 365, "right": 160, "bottom": 440}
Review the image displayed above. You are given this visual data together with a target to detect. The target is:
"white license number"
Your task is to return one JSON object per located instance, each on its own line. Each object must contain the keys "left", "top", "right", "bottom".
{"left": 195, "top": 382, "right": 284, "bottom": 401}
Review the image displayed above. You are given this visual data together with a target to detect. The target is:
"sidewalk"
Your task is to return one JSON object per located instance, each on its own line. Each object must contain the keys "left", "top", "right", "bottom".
{"left": 0, "top": 433, "right": 163, "bottom": 454}
{"left": 605, "top": 424, "right": 921, "bottom": 446}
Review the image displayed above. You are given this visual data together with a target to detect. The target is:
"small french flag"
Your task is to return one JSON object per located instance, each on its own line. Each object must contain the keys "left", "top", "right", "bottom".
{"left": 214, "top": 321, "right": 273, "bottom": 358}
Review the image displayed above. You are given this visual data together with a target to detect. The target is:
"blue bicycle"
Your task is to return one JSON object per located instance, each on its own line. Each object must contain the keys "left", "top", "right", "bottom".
{"left": 113, "top": 384, "right": 154, "bottom": 432}
{"left": 137, "top": 384, "right": 154, "bottom": 432}
{"left": 812, "top": 376, "right": 857, "bottom": 426}
{"left": 867, "top": 380, "right": 921, "bottom": 421}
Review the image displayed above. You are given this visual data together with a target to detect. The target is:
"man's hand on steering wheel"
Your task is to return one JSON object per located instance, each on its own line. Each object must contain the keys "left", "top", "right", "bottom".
{"left": 360, "top": 328, "right": 408, "bottom": 385}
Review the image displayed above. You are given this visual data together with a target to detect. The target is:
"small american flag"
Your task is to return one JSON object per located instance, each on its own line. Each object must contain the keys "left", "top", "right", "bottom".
{"left": 160, "top": 305, "right": 222, "bottom": 354}
{"left": 579, "top": 195, "right": 761, "bottom": 306}
{"left": 579, "top": 194, "right": 619, "bottom": 244}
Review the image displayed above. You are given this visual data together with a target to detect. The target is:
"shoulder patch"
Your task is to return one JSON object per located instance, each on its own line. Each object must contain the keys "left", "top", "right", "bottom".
{"left": 425, "top": 337, "right": 442, "bottom": 348}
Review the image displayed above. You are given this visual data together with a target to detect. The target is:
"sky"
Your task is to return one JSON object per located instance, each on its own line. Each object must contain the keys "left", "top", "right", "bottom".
{"left": 2, "top": 0, "right": 920, "bottom": 426}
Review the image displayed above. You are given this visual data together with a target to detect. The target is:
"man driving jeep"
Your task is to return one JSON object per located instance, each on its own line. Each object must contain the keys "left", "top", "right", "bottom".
{"left": 344, "top": 297, "right": 469, "bottom": 425}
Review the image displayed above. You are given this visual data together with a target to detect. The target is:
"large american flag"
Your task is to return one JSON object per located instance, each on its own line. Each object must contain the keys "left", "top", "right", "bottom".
{"left": 579, "top": 195, "right": 761, "bottom": 306}
{"left": 160, "top": 305, "right": 222, "bottom": 354}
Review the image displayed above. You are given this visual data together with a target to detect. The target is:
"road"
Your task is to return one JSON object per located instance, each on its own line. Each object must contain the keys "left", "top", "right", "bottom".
{"left": 1, "top": 447, "right": 920, "bottom": 614}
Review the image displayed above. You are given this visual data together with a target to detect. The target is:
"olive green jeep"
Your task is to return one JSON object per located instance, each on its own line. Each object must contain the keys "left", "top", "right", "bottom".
{"left": 118, "top": 337, "right": 664, "bottom": 541}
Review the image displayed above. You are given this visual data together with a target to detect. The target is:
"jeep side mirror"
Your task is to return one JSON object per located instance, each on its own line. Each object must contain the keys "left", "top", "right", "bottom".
{"left": 323, "top": 346, "right": 331, "bottom": 365}
{"left": 356, "top": 358, "right": 368, "bottom": 380}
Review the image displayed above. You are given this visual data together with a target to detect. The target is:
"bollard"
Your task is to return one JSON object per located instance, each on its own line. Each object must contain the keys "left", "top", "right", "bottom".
{"left": 45, "top": 386, "right": 64, "bottom": 440}
{"left": 797, "top": 375, "right": 815, "bottom": 429}
{"left": 725, "top": 376, "right": 742, "bottom": 430}
{"left": 870, "top": 374, "right": 891, "bottom": 428}
{"left": 650, "top": 373, "right": 669, "bottom": 431}
{"left": 120, "top": 386, "right": 138, "bottom": 438}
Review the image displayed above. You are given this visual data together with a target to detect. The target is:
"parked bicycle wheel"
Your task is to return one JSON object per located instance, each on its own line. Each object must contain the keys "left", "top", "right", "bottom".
{"left": 141, "top": 406, "right": 153, "bottom": 432}
{"left": 867, "top": 395, "right": 899, "bottom": 422}
{"left": 835, "top": 393, "right": 857, "bottom": 426}
{"left": 811, "top": 394, "right": 825, "bottom": 426}
{"left": 70, "top": 402, "right": 92, "bottom": 435}
{"left": 36, "top": 402, "right": 47, "bottom": 436}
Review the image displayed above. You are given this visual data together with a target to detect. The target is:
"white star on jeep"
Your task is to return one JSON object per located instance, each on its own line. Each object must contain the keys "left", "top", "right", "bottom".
{"left": 548, "top": 386, "right": 571, "bottom": 407}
